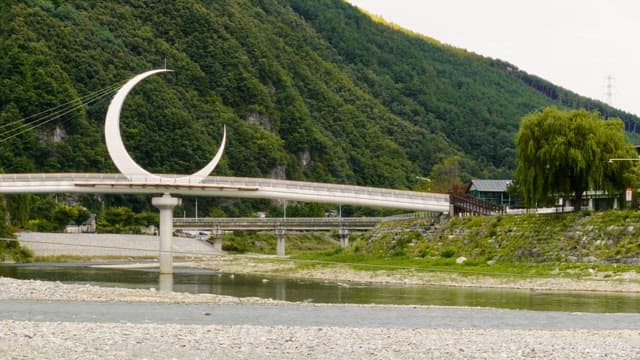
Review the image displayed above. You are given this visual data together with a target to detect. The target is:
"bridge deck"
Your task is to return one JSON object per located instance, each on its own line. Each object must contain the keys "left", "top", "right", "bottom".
{"left": 0, "top": 174, "right": 450, "bottom": 213}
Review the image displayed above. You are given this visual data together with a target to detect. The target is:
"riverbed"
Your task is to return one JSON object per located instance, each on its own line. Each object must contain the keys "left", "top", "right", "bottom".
{"left": 1, "top": 262, "right": 639, "bottom": 313}
{"left": 1, "top": 277, "right": 639, "bottom": 359}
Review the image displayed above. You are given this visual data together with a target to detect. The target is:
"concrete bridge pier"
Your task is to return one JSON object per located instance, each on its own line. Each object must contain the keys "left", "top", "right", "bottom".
{"left": 275, "top": 227, "right": 286, "bottom": 256}
{"left": 159, "top": 274, "right": 173, "bottom": 293}
{"left": 152, "top": 193, "right": 182, "bottom": 274}
{"left": 338, "top": 228, "right": 350, "bottom": 248}
{"left": 211, "top": 226, "right": 224, "bottom": 252}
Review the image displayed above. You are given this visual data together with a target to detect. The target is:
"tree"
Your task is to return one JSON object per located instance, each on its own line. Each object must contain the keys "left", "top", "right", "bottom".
{"left": 515, "top": 107, "right": 637, "bottom": 210}
{"left": 429, "top": 156, "right": 466, "bottom": 193}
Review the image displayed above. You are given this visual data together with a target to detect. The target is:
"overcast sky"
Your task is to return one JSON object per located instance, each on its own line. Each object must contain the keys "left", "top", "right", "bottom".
{"left": 346, "top": 0, "right": 640, "bottom": 116}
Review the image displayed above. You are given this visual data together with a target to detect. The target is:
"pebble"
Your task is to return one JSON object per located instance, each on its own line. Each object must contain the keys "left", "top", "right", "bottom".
{"left": 0, "top": 321, "right": 638, "bottom": 359}
{"left": 1, "top": 277, "right": 639, "bottom": 359}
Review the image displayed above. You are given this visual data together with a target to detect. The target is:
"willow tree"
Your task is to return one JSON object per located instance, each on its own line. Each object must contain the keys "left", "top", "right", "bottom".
{"left": 515, "top": 107, "right": 637, "bottom": 210}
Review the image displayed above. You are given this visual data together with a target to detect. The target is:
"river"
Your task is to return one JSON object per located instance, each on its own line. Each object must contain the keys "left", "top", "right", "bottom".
{"left": 1, "top": 262, "right": 638, "bottom": 314}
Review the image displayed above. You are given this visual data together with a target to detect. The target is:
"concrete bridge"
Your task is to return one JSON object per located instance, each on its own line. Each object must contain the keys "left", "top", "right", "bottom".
{"left": 0, "top": 173, "right": 449, "bottom": 258}
{"left": 175, "top": 216, "right": 383, "bottom": 255}
{"left": 173, "top": 212, "right": 442, "bottom": 255}
{"left": 0, "top": 173, "right": 450, "bottom": 213}
{"left": 1, "top": 69, "right": 451, "bottom": 272}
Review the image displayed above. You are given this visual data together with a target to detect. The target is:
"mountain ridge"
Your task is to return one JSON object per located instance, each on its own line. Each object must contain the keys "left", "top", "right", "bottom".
{"left": 2, "top": 0, "right": 638, "bottom": 192}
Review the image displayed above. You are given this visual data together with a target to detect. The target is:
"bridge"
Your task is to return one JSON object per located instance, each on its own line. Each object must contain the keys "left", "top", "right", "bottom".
{"left": 0, "top": 173, "right": 450, "bottom": 212}
{"left": 1, "top": 69, "right": 451, "bottom": 273}
{"left": 0, "top": 173, "right": 448, "bottom": 258}
{"left": 174, "top": 216, "right": 386, "bottom": 252}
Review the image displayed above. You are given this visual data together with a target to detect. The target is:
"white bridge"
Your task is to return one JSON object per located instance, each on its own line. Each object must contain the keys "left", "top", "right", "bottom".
{"left": 0, "top": 173, "right": 449, "bottom": 261}
{"left": 2, "top": 69, "right": 450, "bottom": 273}
{"left": 0, "top": 173, "right": 450, "bottom": 212}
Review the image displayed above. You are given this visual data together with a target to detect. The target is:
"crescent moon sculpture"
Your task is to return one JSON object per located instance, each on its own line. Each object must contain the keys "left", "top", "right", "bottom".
{"left": 105, "top": 69, "right": 225, "bottom": 183}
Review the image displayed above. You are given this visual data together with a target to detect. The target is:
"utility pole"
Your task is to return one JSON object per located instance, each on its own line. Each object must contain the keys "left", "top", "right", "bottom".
{"left": 606, "top": 75, "right": 615, "bottom": 105}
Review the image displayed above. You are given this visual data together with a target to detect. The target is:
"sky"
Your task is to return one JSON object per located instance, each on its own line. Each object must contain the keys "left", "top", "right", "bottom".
{"left": 346, "top": 0, "right": 640, "bottom": 117}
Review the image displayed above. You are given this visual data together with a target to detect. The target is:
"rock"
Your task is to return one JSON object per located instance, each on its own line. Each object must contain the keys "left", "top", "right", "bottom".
{"left": 486, "top": 260, "right": 496, "bottom": 266}
{"left": 567, "top": 256, "right": 578, "bottom": 262}
{"left": 456, "top": 256, "right": 467, "bottom": 264}
{"left": 583, "top": 256, "right": 598, "bottom": 263}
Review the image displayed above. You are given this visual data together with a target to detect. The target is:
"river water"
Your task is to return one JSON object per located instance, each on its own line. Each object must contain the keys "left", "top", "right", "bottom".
{"left": 1, "top": 263, "right": 639, "bottom": 314}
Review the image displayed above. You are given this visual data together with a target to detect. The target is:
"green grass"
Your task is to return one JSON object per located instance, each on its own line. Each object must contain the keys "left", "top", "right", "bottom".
{"left": 220, "top": 231, "right": 342, "bottom": 256}
{"left": 199, "top": 211, "right": 640, "bottom": 281}
{"left": 290, "top": 250, "right": 638, "bottom": 280}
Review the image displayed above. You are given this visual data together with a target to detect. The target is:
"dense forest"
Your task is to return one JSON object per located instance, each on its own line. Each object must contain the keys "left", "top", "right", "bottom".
{"left": 1, "top": 0, "right": 638, "bottom": 221}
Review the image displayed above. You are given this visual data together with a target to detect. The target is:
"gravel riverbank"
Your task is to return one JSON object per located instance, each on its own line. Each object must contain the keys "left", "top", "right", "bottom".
{"left": 1, "top": 320, "right": 638, "bottom": 360}
{"left": 1, "top": 277, "right": 639, "bottom": 359}
{"left": 6, "top": 233, "right": 640, "bottom": 358}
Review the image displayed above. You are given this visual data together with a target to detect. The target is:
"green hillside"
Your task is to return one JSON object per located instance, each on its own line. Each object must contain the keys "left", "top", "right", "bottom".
{"left": 1, "top": 0, "right": 638, "bottom": 214}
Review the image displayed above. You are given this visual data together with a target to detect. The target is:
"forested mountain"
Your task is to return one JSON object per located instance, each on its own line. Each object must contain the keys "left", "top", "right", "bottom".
{"left": 2, "top": 0, "right": 638, "bottom": 193}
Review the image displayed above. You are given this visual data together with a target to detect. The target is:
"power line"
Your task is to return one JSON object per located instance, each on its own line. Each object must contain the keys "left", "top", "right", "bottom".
{"left": 0, "top": 82, "right": 123, "bottom": 130}
{"left": 0, "top": 81, "right": 124, "bottom": 144}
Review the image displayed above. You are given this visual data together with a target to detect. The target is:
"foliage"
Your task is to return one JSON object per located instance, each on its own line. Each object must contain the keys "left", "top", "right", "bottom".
{"left": 221, "top": 231, "right": 337, "bottom": 255}
{"left": 51, "top": 204, "right": 90, "bottom": 229}
{"left": 17, "top": 198, "right": 90, "bottom": 232}
{"left": 0, "top": 196, "right": 33, "bottom": 262}
{"left": 292, "top": 211, "right": 640, "bottom": 278}
{"left": 515, "top": 107, "right": 637, "bottom": 209}
{"left": 1, "top": 0, "right": 640, "bottom": 219}
{"left": 97, "top": 206, "right": 158, "bottom": 233}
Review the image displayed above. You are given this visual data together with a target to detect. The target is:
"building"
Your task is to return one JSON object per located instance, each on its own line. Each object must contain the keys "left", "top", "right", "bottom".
{"left": 65, "top": 214, "right": 97, "bottom": 233}
{"left": 467, "top": 179, "right": 518, "bottom": 208}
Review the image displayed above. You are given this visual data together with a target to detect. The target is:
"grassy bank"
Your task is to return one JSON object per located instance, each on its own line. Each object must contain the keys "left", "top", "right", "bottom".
{"left": 221, "top": 211, "right": 640, "bottom": 281}
{"left": 1, "top": 238, "right": 33, "bottom": 263}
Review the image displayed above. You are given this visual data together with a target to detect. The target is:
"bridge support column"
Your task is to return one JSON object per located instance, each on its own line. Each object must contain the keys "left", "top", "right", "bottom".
{"left": 275, "top": 228, "right": 286, "bottom": 256}
{"left": 159, "top": 274, "right": 173, "bottom": 293}
{"left": 338, "top": 228, "right": 350, "bottom": 248}
{"left": 211, "top": 226, "right": 224, "bottom": 252}
{"left": 152, "top": 193, "right": 181, "bottom": 274}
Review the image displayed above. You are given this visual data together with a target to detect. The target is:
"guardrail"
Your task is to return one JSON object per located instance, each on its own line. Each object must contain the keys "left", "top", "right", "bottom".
{"left": 174, "top": 217, "right": 383, "bottom": 231}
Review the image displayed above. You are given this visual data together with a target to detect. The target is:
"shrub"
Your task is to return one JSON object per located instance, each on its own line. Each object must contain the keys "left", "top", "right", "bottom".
{"left": 440, "top": 248, "right": 456, "bottom": 258}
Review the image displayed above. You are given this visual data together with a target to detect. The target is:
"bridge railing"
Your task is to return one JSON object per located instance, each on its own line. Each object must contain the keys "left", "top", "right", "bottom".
{"left": 204, "top": 176, "right": 449, "bottom": 202}
{"left": 0, "top": 173, "right": 450, "bottom": 212}
{"left": 174, "top": 217, "right": 384, "bottom": 225}
{"left": 0, "top": 173, "right": 447, "bottom": 201}
{"left": 173, "top": 216, "right": 384, "bottom": 231}
{"left": 0, "top": 173, "right": 449, "bottom": 201}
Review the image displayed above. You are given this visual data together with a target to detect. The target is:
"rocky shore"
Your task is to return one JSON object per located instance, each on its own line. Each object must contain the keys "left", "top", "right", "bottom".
{"left": 1, "top": 277, "right": 639, "bottom": 359}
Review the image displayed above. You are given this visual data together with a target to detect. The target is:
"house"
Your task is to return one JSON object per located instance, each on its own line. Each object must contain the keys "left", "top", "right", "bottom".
{"left": 467, "top": 179, "right": 518, "bottom": 208}
{"left": 65, "top": 214, "right": 97, "bottom": 233}
{"left": 467, "top": 179, "right": 623, "bottom": 213}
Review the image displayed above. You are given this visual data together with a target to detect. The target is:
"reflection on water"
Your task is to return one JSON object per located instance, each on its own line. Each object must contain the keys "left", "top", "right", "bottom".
{"left": 1, "top": 263, "right": 639, "bottom": 313}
